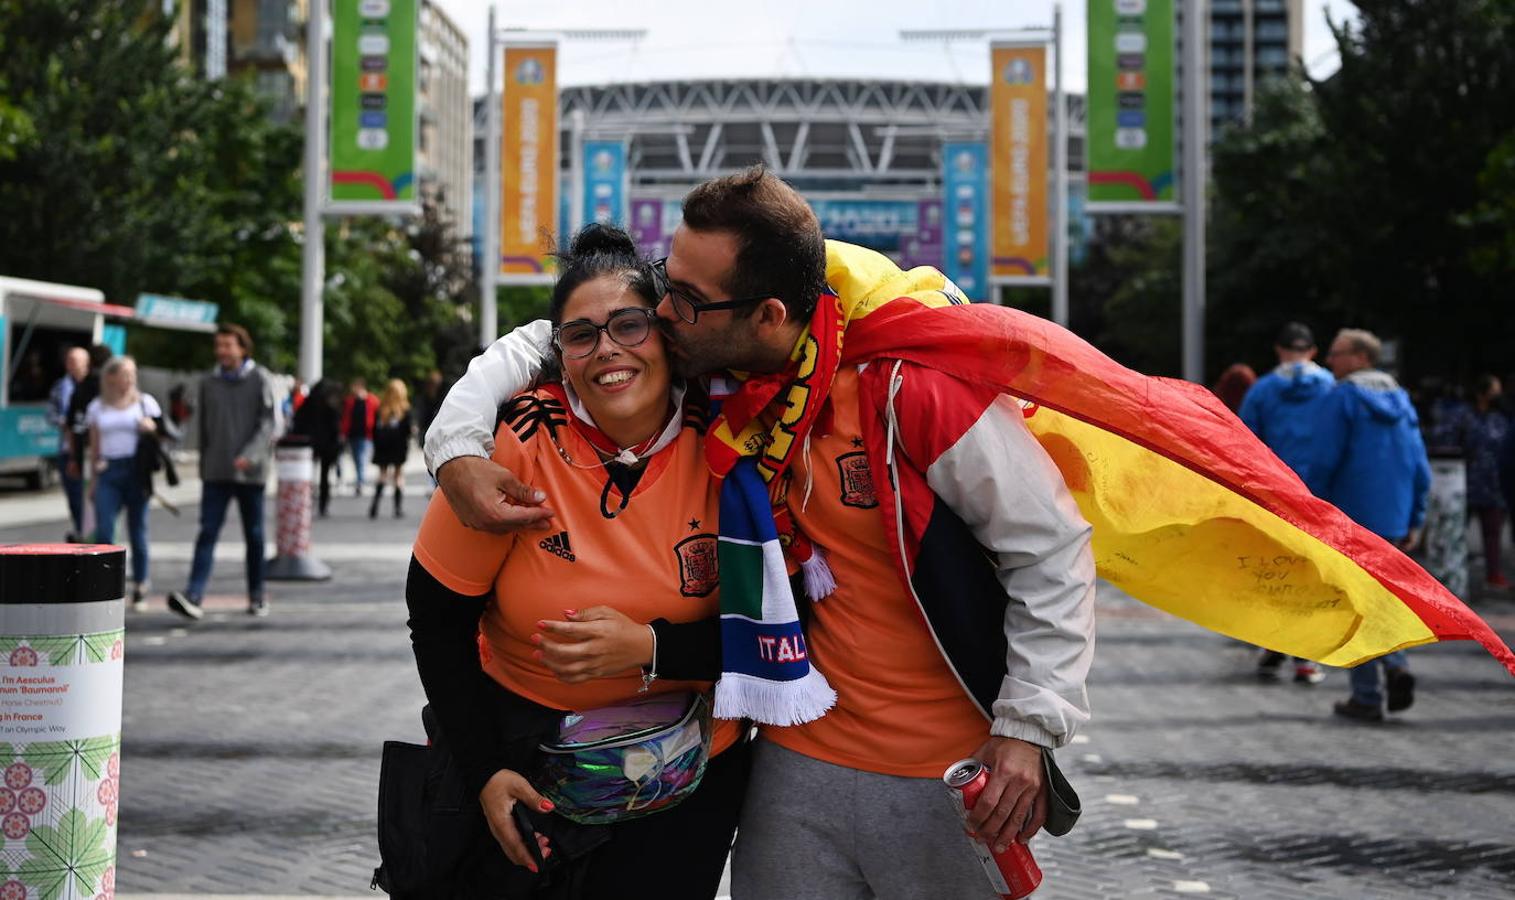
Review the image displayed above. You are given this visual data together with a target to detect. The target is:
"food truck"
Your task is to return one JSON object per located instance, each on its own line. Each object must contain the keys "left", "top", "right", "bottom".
{"left": 0, "top": 276, "right": 214, "bottom": 487}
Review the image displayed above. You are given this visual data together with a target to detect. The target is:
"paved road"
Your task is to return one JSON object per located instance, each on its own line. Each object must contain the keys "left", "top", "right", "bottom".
{"left": 3, "top": 475, "right": 1514, "bottom": 898}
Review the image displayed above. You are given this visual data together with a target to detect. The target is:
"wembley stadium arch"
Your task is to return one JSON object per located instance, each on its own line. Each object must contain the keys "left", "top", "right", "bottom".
{"left": 475, "top": 76, "right": 1088, "bottom": 291}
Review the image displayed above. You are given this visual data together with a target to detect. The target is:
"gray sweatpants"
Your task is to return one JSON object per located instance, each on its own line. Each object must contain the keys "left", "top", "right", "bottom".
{"left": 731, "top": 739, "right": 1001, "bottom": 900}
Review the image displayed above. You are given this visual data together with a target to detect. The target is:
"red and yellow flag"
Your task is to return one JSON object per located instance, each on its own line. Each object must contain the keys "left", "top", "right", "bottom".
{"left": 826, "top": 241, "right": 1515, "bottom": 674}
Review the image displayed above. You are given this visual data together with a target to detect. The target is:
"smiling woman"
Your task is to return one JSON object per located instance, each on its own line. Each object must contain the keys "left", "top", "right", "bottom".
{"left": 399, "top": 224, "right": 745, "bottom": 897}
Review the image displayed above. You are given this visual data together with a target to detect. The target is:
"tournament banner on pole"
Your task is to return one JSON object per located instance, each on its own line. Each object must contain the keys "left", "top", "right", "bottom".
{"left": 501, "top": 42, "right": 559, "bottom": 279}
{"left": 583, "top": 140, "right": 628, "bottom": 227}
{"left": 990, "top": 43, "right": 1049, "bottom": 282}
{"left": 942, "top": 142, "right": 989, "bottom": 301}
{"left": 330, "top": 0, "right": 418, "bottom": 214}
{"left": 1087, "top": 0, "right": 1177, "bottom": 210}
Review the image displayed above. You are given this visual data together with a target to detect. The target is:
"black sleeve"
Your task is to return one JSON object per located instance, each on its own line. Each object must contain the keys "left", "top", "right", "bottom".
{"left": 405, "top": 556, "right": 557, "bottom": 796}
{"left": 649, "top": 616, "right": 721, "bottom": 681}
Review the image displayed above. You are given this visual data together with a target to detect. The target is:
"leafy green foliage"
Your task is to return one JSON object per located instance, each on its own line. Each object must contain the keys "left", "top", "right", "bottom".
{"left": 1207, "top": 0, "right": 1515, "bottom": 380}
{"left": 0, "top": 0, "right": 479, "bottom": 384}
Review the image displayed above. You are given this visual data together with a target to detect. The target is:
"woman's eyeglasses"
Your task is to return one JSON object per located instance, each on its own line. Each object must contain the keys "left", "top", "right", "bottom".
{"left": 553, "top": 307, "right": 659, "bottom": 359}
{"left": 651, "top": 257, "right": 767, "bottom": 324}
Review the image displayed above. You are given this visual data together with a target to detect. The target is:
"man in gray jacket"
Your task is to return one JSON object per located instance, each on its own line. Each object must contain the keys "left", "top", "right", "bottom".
{"left": 168, "top": 323, "right": 278, "bottom": 619}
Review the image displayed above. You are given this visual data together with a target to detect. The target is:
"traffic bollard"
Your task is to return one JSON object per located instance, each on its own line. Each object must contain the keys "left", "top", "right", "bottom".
{"left": 0, "top": 543, "right": 126, "bottom": 898}
{"left": 266, "top": 438, "right": 332, "bottom": 581}
{"left": 1424, "top": 450, "right": 1469, "bottom": 598}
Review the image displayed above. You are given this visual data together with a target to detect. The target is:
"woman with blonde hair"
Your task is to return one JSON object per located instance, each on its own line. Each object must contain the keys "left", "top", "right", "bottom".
{"left": 370, "top": 378, "right": 413, "bottom": 518}
{"left": 86, "top": 355, "right": 168, "bottom": 608}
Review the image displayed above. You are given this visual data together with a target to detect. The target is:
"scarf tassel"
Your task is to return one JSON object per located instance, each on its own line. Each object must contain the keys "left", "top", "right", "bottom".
{"left": 799, "top": 548, "right": 838, "bottom": 601}
{"left": 715, "top": 670, "right": 837, "bottom": 726}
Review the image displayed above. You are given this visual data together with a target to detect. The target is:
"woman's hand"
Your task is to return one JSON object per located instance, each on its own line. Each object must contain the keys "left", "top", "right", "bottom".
{"left": 532, "top": 606, "right": 654, "bottom": 683}
{"left": 479, "top": 768, "right": 554, "bottom": 872}
{"left": 137, "top": 416, "right": 156, "bottom": 434}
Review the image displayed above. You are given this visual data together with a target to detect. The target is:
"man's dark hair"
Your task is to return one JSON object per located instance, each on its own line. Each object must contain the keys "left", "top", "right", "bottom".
{"left": 87, "top": 343, "right": 113, "bottom": 370}
{"left": 681, "top": 165, "right": 827, "bottom": 322}
{"left": 216, "top": 322, "right": 254, "bottom": 356}
{"left": 1274, "top": 322, "right": 1314, "bottom": 351}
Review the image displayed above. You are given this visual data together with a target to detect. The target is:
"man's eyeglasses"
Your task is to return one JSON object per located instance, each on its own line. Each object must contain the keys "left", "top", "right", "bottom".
{"left": 651, "top": 257, "right": 768, "bottom": 324}
{"left": 553, "top": 308, "right": 659, "bottom": 359}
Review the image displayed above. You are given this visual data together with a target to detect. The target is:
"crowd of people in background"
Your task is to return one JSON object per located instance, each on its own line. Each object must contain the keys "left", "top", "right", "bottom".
{"left": 41, "top": 323, "right": 448, "bottom": 621}
{"left": 1221, "top": 322, "right": 1512, "bottom": 724}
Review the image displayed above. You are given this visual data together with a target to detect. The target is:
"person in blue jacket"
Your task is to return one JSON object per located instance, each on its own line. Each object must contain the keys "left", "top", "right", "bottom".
{"left": 1238, "top": 322, "right": 1336, "bottom": 684}
{"left": 1302, "top": 328, "right": 1431, "bottom": 723}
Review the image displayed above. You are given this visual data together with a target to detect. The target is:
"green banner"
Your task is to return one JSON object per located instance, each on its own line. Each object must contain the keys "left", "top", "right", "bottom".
{"left": 1087, "top": 0, "right": 1175, "bottom": 205}
{"left": 331, "top": 0, "right": 418, "bottom": 209}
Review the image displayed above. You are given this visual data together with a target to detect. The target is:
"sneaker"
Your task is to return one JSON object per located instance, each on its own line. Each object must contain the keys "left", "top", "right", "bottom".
{"left": 1386, "top": 669, "right": 1416, "bottom": 712}
{"left": 248, "top": 596, "right": 270, "bottom": 618}
{"left": 167, "top": 590, "right": 204, "bottom": 621}
{"left": 131, "top": 584, "right": 148, "bottom": 613}
{"left": 1333, "top": 699, "right": 1384, "bottom": 723}
{"left": 1256, "top": 650, "right": 1284, "bottom": 683}
{"left": 1294, "top": 663, "right": 1326, "bottom": 685}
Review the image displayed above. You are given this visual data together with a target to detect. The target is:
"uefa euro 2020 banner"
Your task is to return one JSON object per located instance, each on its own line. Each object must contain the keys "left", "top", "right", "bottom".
{"left": 583, "top": 140, "right": 628, "bottom": 228}
{"left": 1087, "top": 0, "right": 1176, "bottom": 207}
{"left": 990, "top": 42, "right": 1049, "bottom": 281}
{"left": 330, "top": 0, "right": 418, "bottom": 211}
{"left": 941, "top": 142, "right": 989, "bottom": 301}
{"left": 501, "top": 42, "right": 559, "bottom": 278}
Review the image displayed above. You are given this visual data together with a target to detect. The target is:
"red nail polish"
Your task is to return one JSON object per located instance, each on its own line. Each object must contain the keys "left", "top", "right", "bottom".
{"left": 539, "top": 799, "right": 555, "bottom": 812}
{"left": 528, "top": 863, "right": 538, "bottom": 873}
{"left": 532, "top": 649, "right": 543, "bottom": 660}
{"left": 563, "top": 609, "right": 576, "bottom": 617}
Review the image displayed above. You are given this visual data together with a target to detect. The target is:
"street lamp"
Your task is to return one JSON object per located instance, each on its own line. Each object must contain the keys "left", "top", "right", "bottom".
{"left": 900, "top": 3, "right": 1070, "bottom": 327}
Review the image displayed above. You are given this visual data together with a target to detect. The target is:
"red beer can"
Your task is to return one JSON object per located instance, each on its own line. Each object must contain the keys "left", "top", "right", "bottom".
{"left": 943, "top": 758, "right": 1043, "bottom": 899}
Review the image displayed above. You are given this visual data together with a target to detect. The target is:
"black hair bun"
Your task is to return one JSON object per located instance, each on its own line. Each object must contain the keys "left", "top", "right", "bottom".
{"left": 569, "top": 222, "right": 638, "bottom": 259}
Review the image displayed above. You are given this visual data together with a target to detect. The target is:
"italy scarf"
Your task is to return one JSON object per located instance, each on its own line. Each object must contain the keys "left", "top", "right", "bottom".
{"left": 708, "top": 240, "right": 1515, "bottom": 728}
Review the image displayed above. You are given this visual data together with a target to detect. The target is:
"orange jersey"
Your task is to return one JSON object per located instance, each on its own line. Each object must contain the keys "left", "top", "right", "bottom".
{"left": 414, "top": 388, "right": 740, "bottom": 756}
{"left": 763, "top": 367, "right": 988, "bottom": 777}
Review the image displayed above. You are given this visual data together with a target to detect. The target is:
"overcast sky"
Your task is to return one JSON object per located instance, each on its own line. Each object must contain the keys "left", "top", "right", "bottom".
{"left": 430, "top": 0, "right": 1361, "bottom": 95}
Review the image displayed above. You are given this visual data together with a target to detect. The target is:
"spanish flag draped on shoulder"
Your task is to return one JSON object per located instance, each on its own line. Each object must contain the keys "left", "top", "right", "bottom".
{"left": 826, "top": 240, "right": 1515, "bottom": 675}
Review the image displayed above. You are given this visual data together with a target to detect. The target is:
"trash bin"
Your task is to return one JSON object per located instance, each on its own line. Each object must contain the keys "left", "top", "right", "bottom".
{"left": 0, "top": 543, "right": 125, "bottom": 898}
{"left": 1424, "top": 450, "right": 1469, "bottom": 598}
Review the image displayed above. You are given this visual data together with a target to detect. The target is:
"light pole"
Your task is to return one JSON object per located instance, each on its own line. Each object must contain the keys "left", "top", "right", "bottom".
{"left": 298, "top": 0, "right": 327, "bottom": 384}
{"left": 900, "top": 19, "right": 1069, "bottom": 326}
{"left": 1181, "top": 0, "right": 1208, "bottom": 383}
{"left": 477, "top": 15, "right": 646, "bottom": 350}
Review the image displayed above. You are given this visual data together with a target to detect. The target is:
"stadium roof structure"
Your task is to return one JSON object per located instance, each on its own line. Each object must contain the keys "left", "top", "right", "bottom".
{"left": 559, "top": 77, "right": 1085, "bottom": 192}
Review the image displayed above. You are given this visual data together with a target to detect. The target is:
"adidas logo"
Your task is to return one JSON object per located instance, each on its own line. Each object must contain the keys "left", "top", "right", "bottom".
{"left": 538, "top": 531, "right": 576, "bottom": 562}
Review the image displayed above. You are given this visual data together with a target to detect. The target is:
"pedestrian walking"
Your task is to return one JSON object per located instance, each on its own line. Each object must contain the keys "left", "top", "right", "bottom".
{"left": 1302, "top": 328, "right": 1431, "bottom": 723}
{"left": 85, "top": 356, "right": 168, "bottom": 610}
{"left": 341, "top": 377, "right": 378, "bottom": 495}
{"left": 414, "top": 369, "right": 446, "bottom": 439}
{"left": 167, "top": 323, "right": 278, "bottom": 620}
{"left": 64, "top": 344, "right": 115, "bottom": 538}
{"left": 168, "top": 382, "right": 193, "bottom": 432}
{"left": 1238, "top": 322, "right": 1336, "bottom": 684}
{"left": 49, "top": 346, "right": 89, "bottom": 540}
{"left": 369, "top": 379, "right": 413, "bottom": 519}
{"left": 1434, "top": 374, "right": 1510, "bottom": 590}
{"left": 289, "top": 378, "right": 345, "bottom": 518}
{"left": 1211, "top": 363, "right": 1256, "bottom": 414}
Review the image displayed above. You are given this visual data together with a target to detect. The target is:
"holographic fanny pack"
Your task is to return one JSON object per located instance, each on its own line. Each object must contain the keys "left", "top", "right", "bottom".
{"left": 535, "top": 690, "right": 713, "bottom": 825}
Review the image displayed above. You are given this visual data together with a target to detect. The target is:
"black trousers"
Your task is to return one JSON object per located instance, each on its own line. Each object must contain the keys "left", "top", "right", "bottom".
{"left": 461, "top": 739, "right": 751, "bottom": 900}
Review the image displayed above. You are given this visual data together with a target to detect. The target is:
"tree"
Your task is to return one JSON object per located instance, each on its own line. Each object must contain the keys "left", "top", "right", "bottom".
{"left": 1208, "top": 0, "right": 1515, "bottom": 381}
{"left": 0, "top": 0, "right": 303, "bottom": 337}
